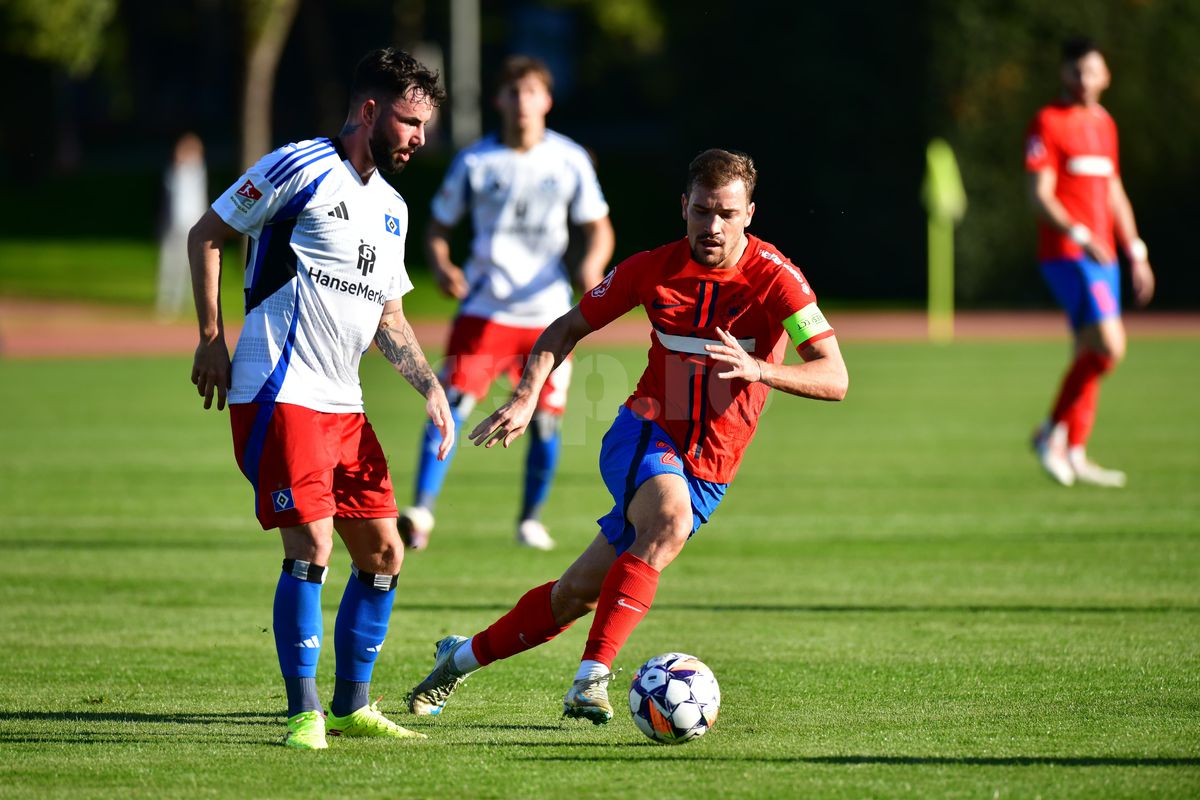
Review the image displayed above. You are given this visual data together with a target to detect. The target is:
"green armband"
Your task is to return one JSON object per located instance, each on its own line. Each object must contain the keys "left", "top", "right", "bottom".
{"left": 782, "top": 303, "right": 832, "bottom": 348}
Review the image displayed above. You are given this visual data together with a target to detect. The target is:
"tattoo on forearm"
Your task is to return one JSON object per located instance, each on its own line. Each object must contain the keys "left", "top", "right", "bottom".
{"left": 375, "top": 319, "right": 437, "bottom": 396}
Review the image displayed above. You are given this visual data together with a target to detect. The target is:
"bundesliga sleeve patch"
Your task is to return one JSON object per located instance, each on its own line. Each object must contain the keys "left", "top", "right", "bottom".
{"left": 782, "top": 303, "right": 832, "bottom": 347}
{"left": 231, "top": 179, "right": 266, "bottom": 213}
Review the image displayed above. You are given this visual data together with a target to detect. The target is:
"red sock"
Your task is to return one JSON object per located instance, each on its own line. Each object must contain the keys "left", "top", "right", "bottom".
{"left": 1050, "top": 351, "right": 1113, "bottom": 439}
{"left": 582, "top": 552, "right": 661, "bottom": 668}
{"left": 1065, "top": 354, "right": 1112, "bottom": 447}
{"left": 472, "top": 581, "right": 572, "bottom": 666}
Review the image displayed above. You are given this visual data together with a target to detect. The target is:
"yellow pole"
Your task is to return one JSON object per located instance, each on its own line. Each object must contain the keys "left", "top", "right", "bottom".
{"left": 922, "top": 139, "right": 967, "bottom": 344}
{"left": 928, "top": 214, "right": 955, "bottom": 342}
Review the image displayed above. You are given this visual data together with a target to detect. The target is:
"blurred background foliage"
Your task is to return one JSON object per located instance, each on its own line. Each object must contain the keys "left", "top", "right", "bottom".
{"left": 0, "top": 0, "right": 1196, "bottom": 308}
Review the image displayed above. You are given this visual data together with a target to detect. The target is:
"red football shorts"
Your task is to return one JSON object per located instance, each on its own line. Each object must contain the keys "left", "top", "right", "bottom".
{"left": 442, "top": 315, "right": 571, "bottom": 414}
{"left": 230, "top": 402, "right": 397, "bottom": 530}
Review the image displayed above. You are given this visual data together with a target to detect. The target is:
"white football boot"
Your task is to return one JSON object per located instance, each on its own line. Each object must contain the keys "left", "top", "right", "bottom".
{"left": 516, "top": 519, "right": 555, "bottom": 550}
{"left": 1032, "top": 422, "right": 1075, "bottom": 487}
{"left": 1068, "top": 448, "right": 1127, "bottom": 488}
{"left": 563, "top": 672, "right": 615, "bottom": 725}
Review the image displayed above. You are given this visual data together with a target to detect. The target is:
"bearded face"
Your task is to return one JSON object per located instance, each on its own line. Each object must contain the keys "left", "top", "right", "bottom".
{"left": 367, "top": 90, "right": 434, "bottom": 175}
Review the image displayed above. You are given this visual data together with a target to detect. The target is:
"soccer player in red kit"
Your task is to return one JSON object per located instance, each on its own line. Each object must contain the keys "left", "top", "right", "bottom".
{"left": 1025, "top": 37, "right": 1155, "bottom": 487}
{"left": 405, "top": 149, "right": 848, "bottom": 723}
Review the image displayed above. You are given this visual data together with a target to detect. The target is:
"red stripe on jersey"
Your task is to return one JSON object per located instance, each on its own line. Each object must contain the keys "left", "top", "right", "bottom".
{"left": 691, "top": 282, "right": 708, "bottom": 328}
{"left": 796, "top": 329, "right": 836, "bottom": 351}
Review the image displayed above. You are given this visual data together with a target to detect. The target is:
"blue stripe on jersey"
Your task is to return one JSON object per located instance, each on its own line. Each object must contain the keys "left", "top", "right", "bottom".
{"left": 270, "top": 169, "right": 331, "bottom": 223}
{"left": 274, "top": 147, "right": 337, "bottom": 187}
{"left": 253, "top": 293, "right": 302, "bottom": 404}
{"left": 264, "top": 138, "right": 332, "bottom": 183}
{"left": 245, "top": 225, "right": 275, "bottom": 313}
{"left": 245, "top": 170, "right": 330, "bottom": 315}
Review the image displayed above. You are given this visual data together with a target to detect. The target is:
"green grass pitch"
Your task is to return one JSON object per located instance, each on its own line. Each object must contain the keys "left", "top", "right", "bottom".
{"left": 1, "top": 339, "right": 1198, "bottom": 798}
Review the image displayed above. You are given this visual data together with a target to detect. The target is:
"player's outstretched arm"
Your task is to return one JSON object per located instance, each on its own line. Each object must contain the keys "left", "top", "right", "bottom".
{"left": 376, "top": 301, "right": 455, "bottom": 460}
{"left": 469, "top": 305, "right": 594, "bottom": 449}
{"left": 707, "top": 328, "right": 848, "bottom": 401}
{"left": 188, "top": 209, "right": 238, "bottom": 410}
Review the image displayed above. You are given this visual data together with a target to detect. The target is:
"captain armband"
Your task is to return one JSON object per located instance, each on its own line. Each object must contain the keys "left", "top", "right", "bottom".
{"left": 781, "top": 303, "right": 833, "bottom": 349}
{"left": 282, "top": 559, "right": 328, "bottom": 584}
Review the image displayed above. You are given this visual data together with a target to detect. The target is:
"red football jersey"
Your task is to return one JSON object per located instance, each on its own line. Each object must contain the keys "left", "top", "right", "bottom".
{"left": 579, "top": 235, "right": 834, "bottom": 483}
{"left": 1024, "top": 100, "right": 1120, "bottom": 261}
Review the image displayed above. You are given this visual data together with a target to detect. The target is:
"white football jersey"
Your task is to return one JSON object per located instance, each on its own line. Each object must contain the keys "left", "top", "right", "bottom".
{"left": 431, "top": 131, "right": 609, "bottom": 327}
{"left": 213, "top": 137, "right": 414, "bottom": 413}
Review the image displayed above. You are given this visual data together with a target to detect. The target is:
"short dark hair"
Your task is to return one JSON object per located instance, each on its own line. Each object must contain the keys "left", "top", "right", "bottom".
{"left": 351, "top": 47, "right": 446, "bottom": 107}
{"left": 686, "top": 149, "right": 758, "bottom": 199}
{"left": 495, "top": 55, "right": 554, "bottom": 95}
{"left": 1061, "top": 36, "right": 1102, "bottom": 63}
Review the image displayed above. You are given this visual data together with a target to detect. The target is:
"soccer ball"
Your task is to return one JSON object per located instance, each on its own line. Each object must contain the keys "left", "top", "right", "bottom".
{"left": 628, "top": 652, "right": 720, "bottom": 744}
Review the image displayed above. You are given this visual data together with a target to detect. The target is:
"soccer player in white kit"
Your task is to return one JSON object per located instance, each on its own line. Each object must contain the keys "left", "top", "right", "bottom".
{"left": 400, "top": 55, "right": 615, "bottom": 551}
{"left": 188, "top": 48, "right": 453, "bottom": 750}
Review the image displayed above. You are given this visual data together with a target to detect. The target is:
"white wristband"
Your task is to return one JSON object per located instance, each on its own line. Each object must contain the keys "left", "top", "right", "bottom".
{"left": 1126, "top": 238, "right": 1148, "bottom": 262}
{"left": 1068, "top": 224, "right": 1092, "bottom": 247}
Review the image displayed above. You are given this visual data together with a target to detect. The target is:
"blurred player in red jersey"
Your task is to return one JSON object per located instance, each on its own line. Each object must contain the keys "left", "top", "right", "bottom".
{"left": 405, "top": 149, "right": 848, "bottom": 723}
{"left": 1025, "top": 37, "right": 1156, "bottom": 487}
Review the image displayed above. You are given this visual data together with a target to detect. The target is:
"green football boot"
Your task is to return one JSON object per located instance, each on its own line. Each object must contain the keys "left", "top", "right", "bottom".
{"left": 326, "top": 700, "right": 426, "bottom": 739}
{"left": 283, "top": 710, "right": 328, "bottom": 750}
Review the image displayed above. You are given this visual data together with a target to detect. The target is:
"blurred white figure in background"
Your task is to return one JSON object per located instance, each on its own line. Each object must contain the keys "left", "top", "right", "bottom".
{"left": 157, "top": 132, "right": 207, "bottom": 318}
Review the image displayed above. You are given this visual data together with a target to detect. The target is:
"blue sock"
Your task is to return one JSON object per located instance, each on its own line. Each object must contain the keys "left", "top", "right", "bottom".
{"left": 521, "top": 417, "right": 561, "bottom": 521}
{"left": 273, "top": 571, "right": 324, "bottom": 716}
{"left": 413, "top": 403, "right": 467, "bottom": 510}
{"left": 331, "top": 571, "right": 396, "bottom": 716}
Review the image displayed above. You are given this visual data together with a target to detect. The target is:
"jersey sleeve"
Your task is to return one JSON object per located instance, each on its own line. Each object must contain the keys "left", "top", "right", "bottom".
{"left": 567, "top": 147, "right": 610, "bottom": 225}
{"left": 578, "top": 254, "right": 641, "bottom": 330}
{"left": 212, "top": 141, "right": 337, "bottom": 237}
{"left": 1024, "top": 111, "right": 1058, "bottom": 174}
{"left": 766, "top": 258, "right": 835, "bottom": 351}
{"left": 386, "top": 203, "right": 415, "bottom": 302}
{"left": 430, "top": 151, "right": 471, "bottom": 226}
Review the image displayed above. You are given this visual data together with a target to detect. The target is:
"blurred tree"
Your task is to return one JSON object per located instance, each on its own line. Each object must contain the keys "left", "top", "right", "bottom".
{"left": 0, "top": 0, "right": 119, "bottom": 172}
{"left": 0, "top": 0, "right": 117, "bottom": 76}
{"left": 241, "top": 0, "right": 300, "bottom": 169}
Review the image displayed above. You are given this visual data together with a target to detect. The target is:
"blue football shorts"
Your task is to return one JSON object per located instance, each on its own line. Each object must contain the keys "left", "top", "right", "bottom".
{"left": 596, "top": 405, "right": 728, "bottom": 555}
{"left": 1040, "top": 257, "right": 1121, "bottom": 331}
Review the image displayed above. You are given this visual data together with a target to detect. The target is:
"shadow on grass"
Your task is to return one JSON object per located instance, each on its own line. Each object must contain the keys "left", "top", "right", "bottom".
{"left": 0, "top": 710, "right": 290, "bottom": 746}
{"left": 0, "top": 710, "right": 277, "bottom": 725}
{"left": 515, "top": 753, "right": 1200, "bottom": 767}
{"left": 459, "top": 723, "right": 565, "bottom": 731}
{"left": 400, "top": 602, "right": 1200, "bottom": 615}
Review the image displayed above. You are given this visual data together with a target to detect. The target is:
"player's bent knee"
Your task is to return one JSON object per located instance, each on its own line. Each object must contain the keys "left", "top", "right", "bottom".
{"left": 633, "top": 515, "right": 692, "bottom": 570}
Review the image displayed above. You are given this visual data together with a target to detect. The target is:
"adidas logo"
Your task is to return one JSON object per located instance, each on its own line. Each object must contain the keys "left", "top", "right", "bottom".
{"left": 294, "top": 635, "right": 320, "bottom": 649}
{"left": 327, "top": 201, "right": 349, "bottom": 220}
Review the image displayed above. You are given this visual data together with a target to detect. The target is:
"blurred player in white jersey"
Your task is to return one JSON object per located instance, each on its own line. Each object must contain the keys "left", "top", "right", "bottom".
{"left": 188, "top": 48, "right": 452, "bottom": 750}
{"left": 400, "top": 55, "right": 615, "bottom": 551}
